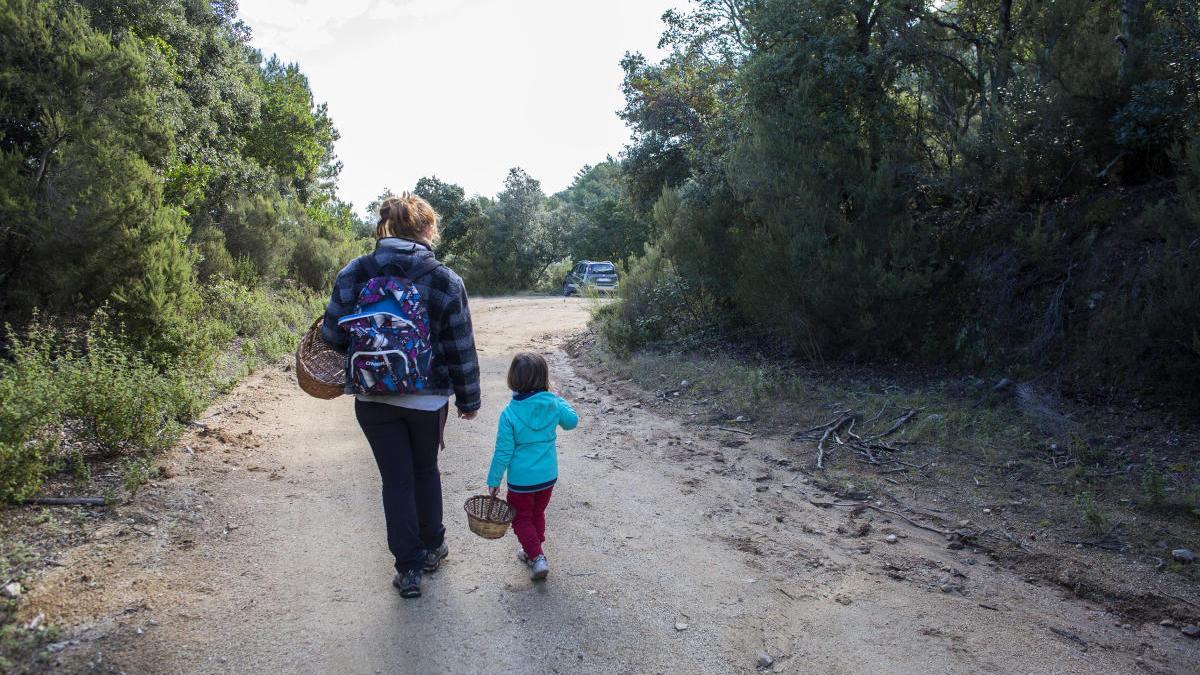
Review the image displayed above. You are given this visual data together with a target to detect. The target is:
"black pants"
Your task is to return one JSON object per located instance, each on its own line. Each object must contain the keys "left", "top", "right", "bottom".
{"left": 355, "top": 400, "right": 447, "bottom": 573}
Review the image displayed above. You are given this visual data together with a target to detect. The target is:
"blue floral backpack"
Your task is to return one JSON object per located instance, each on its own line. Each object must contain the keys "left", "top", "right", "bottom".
{"left": 337, "top": 256, "right": 442, "bottom": 395}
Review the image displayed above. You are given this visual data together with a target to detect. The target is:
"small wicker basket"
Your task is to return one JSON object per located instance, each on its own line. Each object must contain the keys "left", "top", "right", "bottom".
{"left": 295, "top": 318, "right": 345, "bottom": 400}
{"left": 463, "top": 495, "right": 515, "bottom": 539}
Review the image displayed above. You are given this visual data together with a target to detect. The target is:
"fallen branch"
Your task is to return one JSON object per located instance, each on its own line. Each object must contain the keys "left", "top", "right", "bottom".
{"left": 868, "top": 440, "right": 901, "bottom": 453}
{"left": 860, "top": 503, "right": 952, "bottom": 536}
{"left": 22, "top": 497, "right": 106, "bottom": 507}
{"left": 815, "top": 415, "right": 854, "bottom": 469}
{"left": 717, "top": 426, "right": 754, "bottom": 436}
{"left": 807, "top": 410, "right": 852, "bottom": 433}
{"left": 812, "top": 500, "right": 951, "bottom": 536}
{"left": 864, "top": 401, "right": 889, "bottom": 425}
{"left": 870, "top": 409, "right": 917, "bottom": 441}
{"left": 1064, "top": 539, "right": 1123, "bottom": 552}
{"left": 999, "top": 530, "right": 1031, "bottom": 552}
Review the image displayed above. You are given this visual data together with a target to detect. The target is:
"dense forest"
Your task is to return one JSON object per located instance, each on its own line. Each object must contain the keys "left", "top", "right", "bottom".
{"left": 1, "top": 0, "right": 1198, "bottom": 501}
{"left": 420, "top": 0, "right": 1200, "bottom": 408}
{"left": 0, "top": 0, "right": 363, "bottom": 501}
{"left": 597, "top": 0, "right": 1200, "bottom": 404}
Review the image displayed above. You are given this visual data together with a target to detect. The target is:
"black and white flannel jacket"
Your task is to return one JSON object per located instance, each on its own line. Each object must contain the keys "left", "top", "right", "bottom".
{"left": 322, "top": 237, "right": 481, "bottom": 412}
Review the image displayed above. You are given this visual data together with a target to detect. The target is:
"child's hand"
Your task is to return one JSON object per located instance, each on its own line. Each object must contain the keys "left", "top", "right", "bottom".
{"left": 488, "top": 486, "right": 500, "bottom": 498}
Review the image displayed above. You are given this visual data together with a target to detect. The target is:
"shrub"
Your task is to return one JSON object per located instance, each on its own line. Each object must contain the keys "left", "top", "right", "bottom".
{"left": 58, "top": 320, "right": 201, "bottom": 456}
{"left": 0, "top": 325, "right": 60, "bottom": 502}
{"left": 0, "top": 311, "right": 225, "bottom": 502}
{"left": 593, "top": 243, "right": 702, "bottom": 353}
{"left": 537, "top": 258, "right": 574, "bottom": 294}
{"left": 191, "top": 224, "right": 256, "bottom": 285}
{"left": 290, "top": 234, "right": 339, "bottom": 291}
{"left": 202, "top": 277, "right": 321, "bottom": 373}
{"left": 1074, "top": 492, "right": 1111, "bottom": 534}
{"left": 222, "top": 194, "right": 297, "bottom": 280}
{"left": 119, "top": 455, "right": 154, "bottom": 496}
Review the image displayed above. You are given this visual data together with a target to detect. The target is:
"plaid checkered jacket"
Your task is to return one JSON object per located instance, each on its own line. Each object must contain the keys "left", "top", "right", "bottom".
{"left": 322, "top": 238, "right": 481, "bottom": 411}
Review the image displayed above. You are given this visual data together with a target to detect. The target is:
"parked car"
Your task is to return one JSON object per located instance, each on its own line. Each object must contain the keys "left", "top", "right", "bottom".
{"left": 562, "top": 260, "right": 618, "bottom": 296}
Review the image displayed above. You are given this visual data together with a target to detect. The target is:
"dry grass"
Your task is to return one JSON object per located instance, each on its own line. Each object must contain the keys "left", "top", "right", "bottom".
{"left": 588, "top": 340, "right": 1200, "bottom": 580}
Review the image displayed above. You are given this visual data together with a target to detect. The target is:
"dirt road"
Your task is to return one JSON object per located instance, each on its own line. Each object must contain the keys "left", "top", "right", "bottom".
{"left": 22, "top": 297, "right": 1199, "bottom": 673}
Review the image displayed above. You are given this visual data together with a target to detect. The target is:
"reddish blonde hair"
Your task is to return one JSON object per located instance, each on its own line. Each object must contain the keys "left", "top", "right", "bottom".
{"left": 377, "top": 192, "right": 440, "bottom": 246}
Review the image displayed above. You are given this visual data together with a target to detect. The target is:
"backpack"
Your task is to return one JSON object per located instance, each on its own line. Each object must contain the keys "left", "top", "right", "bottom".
{"left": 338, "top": 255, "right": 442, "bottom": 395}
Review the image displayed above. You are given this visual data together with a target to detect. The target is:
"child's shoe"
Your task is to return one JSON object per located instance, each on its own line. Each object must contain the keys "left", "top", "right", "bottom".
{"left": 530, "top": 554, "right": 549, "bottom": 580}
{"left": 517, "top": 549, "right": 531, "bottom": 567}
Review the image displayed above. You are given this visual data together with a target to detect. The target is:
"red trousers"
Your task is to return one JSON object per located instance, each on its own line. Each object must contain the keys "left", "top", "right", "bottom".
{"left": 506, "top": 486, "right": 553, "bottom": 558}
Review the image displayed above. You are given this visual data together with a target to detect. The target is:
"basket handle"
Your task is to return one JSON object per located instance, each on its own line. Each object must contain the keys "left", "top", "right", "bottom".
{"left": 486, "top": 495, "right": 504, "bottom": 520}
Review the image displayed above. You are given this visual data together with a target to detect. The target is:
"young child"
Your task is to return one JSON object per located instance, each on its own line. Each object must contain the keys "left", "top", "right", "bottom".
{"left": 487, "top": 352, "right": 579, "bottom": 580}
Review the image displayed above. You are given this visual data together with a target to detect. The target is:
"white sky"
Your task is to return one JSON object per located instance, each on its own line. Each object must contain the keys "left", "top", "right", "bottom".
{"left": 237, "top": 0, "right": 685, "bottom": 216}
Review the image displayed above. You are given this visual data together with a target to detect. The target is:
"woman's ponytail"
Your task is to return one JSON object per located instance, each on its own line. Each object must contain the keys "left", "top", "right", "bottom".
{"left": 376, "top": 192, "right": 441, "bottom": 246}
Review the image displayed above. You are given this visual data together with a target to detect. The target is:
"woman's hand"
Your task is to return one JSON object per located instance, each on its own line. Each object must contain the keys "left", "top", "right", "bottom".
{"left": 488, "top": 486, "right": 499, "bottom": 498}
{"left": 457, "top": 409, "right": 477, "bottom": 420}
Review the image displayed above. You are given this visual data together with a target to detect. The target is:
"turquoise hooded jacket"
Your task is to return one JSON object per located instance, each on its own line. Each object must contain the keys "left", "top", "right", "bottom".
{"left": 487, "top": 392, "right": 579, "bottom": 490}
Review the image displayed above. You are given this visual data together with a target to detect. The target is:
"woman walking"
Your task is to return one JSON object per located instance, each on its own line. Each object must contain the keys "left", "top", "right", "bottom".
{"left": 322, "top": 192, "right": 481, "bottom": 598}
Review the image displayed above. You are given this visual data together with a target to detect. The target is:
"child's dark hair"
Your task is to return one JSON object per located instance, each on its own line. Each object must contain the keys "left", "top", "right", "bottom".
{"left": 507, "top": 352, "right": 549, "bottom": 394}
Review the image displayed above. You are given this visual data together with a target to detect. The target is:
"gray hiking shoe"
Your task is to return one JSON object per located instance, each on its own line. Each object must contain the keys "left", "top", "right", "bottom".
{"left": 392, "top": 569, "right": 422, "bottom": 598}
{"left": 530, "top": 554, "right": 549, "bottom": 581}
{"left": 423, "top": 542, "right": 449, "bottom": 573}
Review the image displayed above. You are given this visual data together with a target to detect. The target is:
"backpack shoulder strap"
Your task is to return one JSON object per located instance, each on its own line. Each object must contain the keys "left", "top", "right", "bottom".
{"left": 405, "top": 256, "right": 444, "bottom": 283}
{"left": 363, "top": 252, "right": 442, "bottom": 283}
{"left": 360, "top": 254, "right": 382, "bottom": 280}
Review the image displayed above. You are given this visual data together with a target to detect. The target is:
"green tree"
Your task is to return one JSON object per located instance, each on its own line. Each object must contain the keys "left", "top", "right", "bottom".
{"left": 605, "top": 0, "right": 1200, "bottom": 402}
{"left": 556, "top": 160, "right": 644, "bottom": 265}
{"left": 0, "top": 0, "right": 194, "bottom": 340}
{"left": 414, "top": 176, "right": 483, "bottom": 259}
{"left": 245, "top": 56, "right": 340, "bottom": 204}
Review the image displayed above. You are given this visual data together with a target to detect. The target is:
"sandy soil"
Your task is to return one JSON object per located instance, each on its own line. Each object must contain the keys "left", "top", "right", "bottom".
{"left": 18, "top": 297, "right": 1200, "bottom": 674}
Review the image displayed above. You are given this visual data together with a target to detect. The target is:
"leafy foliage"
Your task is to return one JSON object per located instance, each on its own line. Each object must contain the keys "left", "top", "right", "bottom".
{"left": 600, "top": 0, "right": 1200, "bottom": 403}
{"left": 0, "top": 0, "right": 362, "bottom": 342}
{"left": 0, "top": 0, "right": 367, "bottom": 501}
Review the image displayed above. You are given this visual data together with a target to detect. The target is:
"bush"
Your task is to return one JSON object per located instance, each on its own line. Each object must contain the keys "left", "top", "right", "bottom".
{"left": 201, "top": 277, "right": 321, "bottom": 375}
{"left": 536, "top": 258, "right": 574, "bottom": 294}
{"left": 290, "top": 234, "right": 339, "bottom": 291}
{"left": 191, "top": 224, "right": 256, "bottom": 285}
{"left": 0, "top": 325, "right": 60, "bottom": 502}
{"left": 0, "top": 282, "right": 321, "bottom": 503}
{"left": 0, "top": 314, "right": 202, "bottom": 500}
{"left": 222, "top": 194, "right": 297, "bottom": 280}
{"left": 594, "top": 243, "right": 703, "bottom": 353}
{"left": 58, "top": 320, "right": 201, "bottom": 456}
{"left": 289, "top": 224, "right": 368, "bottom": 292}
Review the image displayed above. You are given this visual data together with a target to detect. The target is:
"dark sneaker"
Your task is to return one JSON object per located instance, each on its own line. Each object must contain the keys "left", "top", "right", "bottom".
{"left": 392, "top": 569, "right": 421, "bottom": 598}
{"left": 423, "top": 542, "right": 449, "bottom": 573}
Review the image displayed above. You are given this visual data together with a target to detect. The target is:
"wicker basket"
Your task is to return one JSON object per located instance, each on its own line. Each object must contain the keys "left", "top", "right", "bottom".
{"left": 295, "top": 318, "right": 345, "bottom": 400}
{"left": 463, "top": 495, "right": 515, "bottom": 539}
